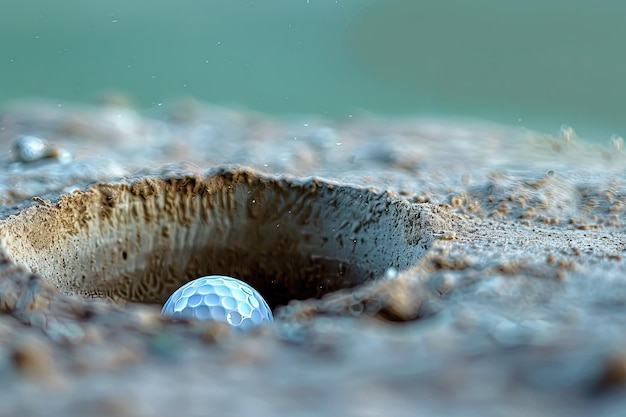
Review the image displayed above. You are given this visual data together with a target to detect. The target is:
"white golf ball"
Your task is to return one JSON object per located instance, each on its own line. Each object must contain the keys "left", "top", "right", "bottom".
{"left": 161, "top": 275, "right": 273, "bottom": 331}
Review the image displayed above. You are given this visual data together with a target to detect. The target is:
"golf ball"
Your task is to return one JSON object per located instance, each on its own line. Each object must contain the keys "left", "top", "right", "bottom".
{"left": 161, "top": 275, "right": 273, "bottom": 331}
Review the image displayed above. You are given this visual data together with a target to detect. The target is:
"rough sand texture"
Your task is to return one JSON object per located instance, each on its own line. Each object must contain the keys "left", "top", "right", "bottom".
{"left": 0, "top": 101, "right": 626, "bottom": 416}
{"left": 1, "top": 168, "right": 452, "bottom": 306}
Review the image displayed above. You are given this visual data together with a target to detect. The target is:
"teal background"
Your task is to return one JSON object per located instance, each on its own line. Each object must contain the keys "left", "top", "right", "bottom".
{"left": 1, "top": 1, "right": 624, "bottom": 139}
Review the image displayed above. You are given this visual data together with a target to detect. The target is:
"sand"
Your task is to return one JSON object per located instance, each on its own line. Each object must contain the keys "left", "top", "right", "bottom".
{"left": 0, "top": 100, "right": 625, "bottom": 416}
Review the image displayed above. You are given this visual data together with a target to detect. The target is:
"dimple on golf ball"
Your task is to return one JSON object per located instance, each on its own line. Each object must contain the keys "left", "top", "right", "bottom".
{"left": 161, "top": 275, "right": 273, "bottom": 331}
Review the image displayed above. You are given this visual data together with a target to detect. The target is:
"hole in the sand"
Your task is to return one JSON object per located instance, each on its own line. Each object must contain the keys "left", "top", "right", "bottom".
{"left": 0, "top": 167, "right": 446, "bottom": 308}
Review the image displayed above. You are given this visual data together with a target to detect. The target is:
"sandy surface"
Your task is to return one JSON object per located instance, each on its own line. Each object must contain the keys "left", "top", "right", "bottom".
{"left": 0, "top": 100, "right": 626, "bottom": 416}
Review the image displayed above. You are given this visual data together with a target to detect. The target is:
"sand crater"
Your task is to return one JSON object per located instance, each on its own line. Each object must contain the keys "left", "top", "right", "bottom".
{"left": 0, "top": 166, "right": 450, "bottom": 308}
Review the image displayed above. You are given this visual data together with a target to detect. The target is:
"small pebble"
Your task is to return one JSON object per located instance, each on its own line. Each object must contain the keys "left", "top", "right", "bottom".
{"left": 429, "top": 273, "right": 457, "bottom": 296}
{"left": 11, "top": 135, "right": 72, "bottom": 164}
{"left": 595, "top": 352, "right": 626, "bottom": 393}
{"left": 192, "top": 320, "right": 232, "bottom": 345}
{"left": 12, "top": 135, "right": 52, "bottom": 162}
{"left": 10, "top": 333, "right": 57, "bottom": 379}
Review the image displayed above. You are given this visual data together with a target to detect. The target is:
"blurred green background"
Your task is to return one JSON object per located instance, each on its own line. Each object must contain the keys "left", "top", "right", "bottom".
{"left": 1, "top": 0, "right": 624, "bottom": 140}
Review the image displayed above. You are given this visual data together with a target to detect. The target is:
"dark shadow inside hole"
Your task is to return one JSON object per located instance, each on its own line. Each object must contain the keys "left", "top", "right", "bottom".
{"left": 161, "top": 249, "right": 382, "bottom": 309}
